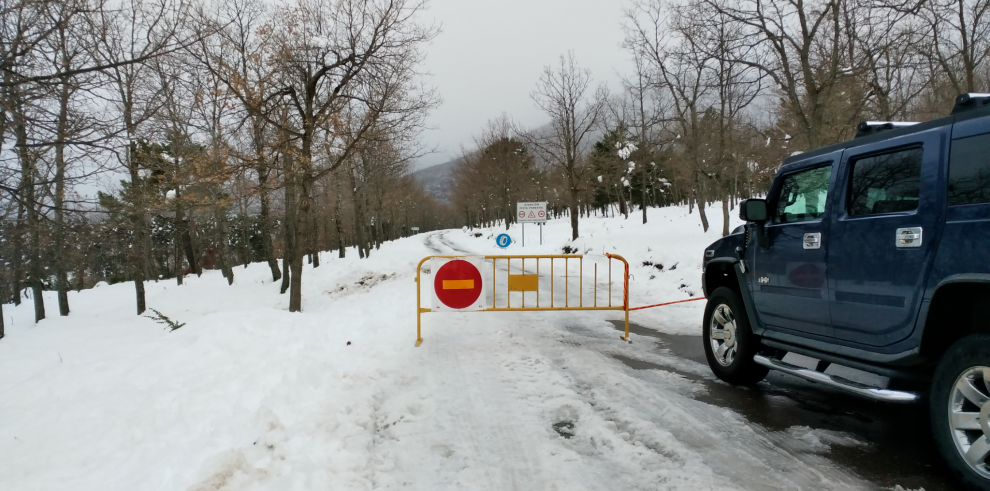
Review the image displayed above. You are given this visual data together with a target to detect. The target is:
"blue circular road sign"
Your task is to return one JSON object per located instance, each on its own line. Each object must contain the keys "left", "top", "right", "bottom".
{"left": 496, "top": 233, "right": 511, "bottom": 248}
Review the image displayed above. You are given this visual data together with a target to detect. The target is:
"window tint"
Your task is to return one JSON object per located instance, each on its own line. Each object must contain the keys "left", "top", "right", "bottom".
{"left": 847, "top": 147, "right": 923, "bottom": 216}
{"left": 949, "top": 132, "right": 990, "bottom": 206}
{"left": 773, "top": 165, "right": 832, "bottom": 223}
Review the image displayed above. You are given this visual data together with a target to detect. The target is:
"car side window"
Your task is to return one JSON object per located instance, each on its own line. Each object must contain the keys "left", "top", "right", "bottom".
{"left": 773, "top": 165, "right": 832, "bottom": 224}
{"left": 948, "top": 132, "right": 990, "bottom": 206}
{"left": 847, "top": 147, "right": 923, "bottom": 216}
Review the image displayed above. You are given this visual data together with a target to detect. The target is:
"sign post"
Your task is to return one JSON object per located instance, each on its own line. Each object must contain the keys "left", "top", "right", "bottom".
{"left": 517, "top": 202, "right": 547, "bottom": 247}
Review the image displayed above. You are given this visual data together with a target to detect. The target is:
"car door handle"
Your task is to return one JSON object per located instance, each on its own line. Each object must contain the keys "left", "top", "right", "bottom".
{"left": 896, "top": 227, "right": 923, "bottom": 248}
{"left": 803, "top": 233, "right": 822, "bottom": 250}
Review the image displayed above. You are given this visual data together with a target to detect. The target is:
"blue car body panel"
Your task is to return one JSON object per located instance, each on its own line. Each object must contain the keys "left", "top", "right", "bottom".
{"left": 752, "top": 151, "right": 841, "bottom": 337}
{"left": 827, "top": 127, "right": 948, "bottom": 347}
{"left": 702, "top": 105, "right": 990, "bottom": 365}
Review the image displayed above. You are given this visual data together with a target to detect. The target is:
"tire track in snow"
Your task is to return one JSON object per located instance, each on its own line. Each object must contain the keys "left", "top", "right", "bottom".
{"left": 417, "top": 331, "right": 547, "bottom": 490}
{"left": 420, "top": 231, "right": 870, "bottom": 488}
{"left": 423, "top": 231, "right": 472, "bottom": 256}
{"left": 546, "top": 323, "right": 874, "bottom": 490}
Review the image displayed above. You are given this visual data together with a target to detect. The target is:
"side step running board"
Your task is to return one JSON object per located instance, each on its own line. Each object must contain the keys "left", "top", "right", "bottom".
{"left": 753, "top": 354, "right": 920, "bottom": 403}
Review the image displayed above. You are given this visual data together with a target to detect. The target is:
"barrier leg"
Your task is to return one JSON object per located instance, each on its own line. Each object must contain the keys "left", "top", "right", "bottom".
{"left": 623, "top": 307, "right": 630, "bottom": 342}
{"left": 415, "top": 269, "right": 424, "bottom": 347}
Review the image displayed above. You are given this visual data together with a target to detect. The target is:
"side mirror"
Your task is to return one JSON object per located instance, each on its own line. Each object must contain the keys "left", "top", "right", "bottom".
{"left": 739, "top": 199, "right": 768, "bottom": 222}
{"left": 740, "top": 199, "right": 771, "bottom": 249}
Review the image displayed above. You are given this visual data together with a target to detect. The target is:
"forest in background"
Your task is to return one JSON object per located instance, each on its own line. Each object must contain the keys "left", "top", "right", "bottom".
{"left": 1, "top": 0, "right": 988, "bottom": 333}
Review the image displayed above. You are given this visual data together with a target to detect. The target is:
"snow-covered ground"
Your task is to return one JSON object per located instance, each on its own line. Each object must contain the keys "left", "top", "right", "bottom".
{"left": 0, "top": 205, "right": 876, "bottom": 490}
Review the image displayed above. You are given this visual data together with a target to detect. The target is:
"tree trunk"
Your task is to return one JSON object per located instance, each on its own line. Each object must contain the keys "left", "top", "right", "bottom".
{"left": 14, "top": 91, "right": 45, "bottom": 323}
{"left": 280, "top": 136, "right": 297, "bottom": 294}
{"left": 259, "top": 190, "right": 281, "bottom": 282}
{"left": 310, "top": 213, "right": 320, "bottom": 268}
{"left": 54, "top": 68, "right": 71, "bottom": 316}
{"left": 219, "top": 248, "right": 234, "bottom": 285}
{"left": 370, "top": 213, "right": 380, "bottom": 251}
{"left": 696, "top": 174, "right": 710, "bottom": 232}
{"left": 11, "top": 201, "right": 23, "bottom": 306}
{"left": 218, "top": 211, "right": 234, "bottom": 285}
{"left": 174, "top": 226, "right": 183, "bottom": 286}
{"left": 174, "top": 197, "right": 187, "bottom": 285}
{"left": 239, "top": 208, "right": 251, "bottom": 268}
{"left": 722, "top": 190, "right": 730, "bottom": 237}
{"left": 350, "top": 171, "right": 368, "bottom": 259}
{"left": 281, "top": 255, "right": 290, "bottom": 289}
{"left": 288, "top": 176, "right": 311, "bottom": 312}
{"left": 281, "top": 176, "right": 296, "bottom": 295}
{"left": 181, "top": 220, "right": 197, "bottom": 277}
{"left": 641, "top": 162, "right": 648, "bottom": 224}
{"left": 134, "top": 273, "right": 146, "bottom": 314}
{"left": 125, "top": 125, "right": 147, "bottom": 314}
{"left": 568, "top": 187, "right": 580, "bottom": 240}
{"left": 335, "top": 180, "right": 345, "bottom": 258}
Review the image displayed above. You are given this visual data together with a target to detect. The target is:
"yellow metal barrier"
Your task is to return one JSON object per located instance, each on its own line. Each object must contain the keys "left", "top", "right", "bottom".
{"left": 415, "top": 254, "right": 630, "bottom": 346}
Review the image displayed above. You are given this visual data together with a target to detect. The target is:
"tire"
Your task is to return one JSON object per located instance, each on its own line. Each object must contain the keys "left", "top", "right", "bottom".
{"left": 702, "top": 286, "right": 769, "bottom": 386}
{"left": 931, "top": 334, "right": 990, "bottom": 491}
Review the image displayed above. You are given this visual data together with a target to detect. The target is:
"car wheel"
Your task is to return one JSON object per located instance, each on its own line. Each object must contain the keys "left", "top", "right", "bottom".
{"left": 702, "top": 286, "right": 769, "bottom": 386}
{"left": 931, "top": 334, "right": 990, "bottom": 491}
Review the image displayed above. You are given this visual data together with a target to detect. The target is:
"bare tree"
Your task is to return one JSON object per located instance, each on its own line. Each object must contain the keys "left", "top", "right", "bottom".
{"left": 612, "top": 54, "right": 671, "bottom": 223}
{"left": 696, "top": 0, "right": 857, "bottom": 149}
{"left": 46, "top": 0, "right": 90, "bottom": 316}
{"left": 915, "top": 0, "right": 990, "bottom": 95}
{"left": 626, "top": 2, "right": 714, "bottom": 231}
{"left": 1, "top": 0, "right": 50, "bottom": 320}
{"left": 451, "top": 115, "right": 539, "bottom": 230}
{"left": 212, "top": 0, "right": 282, "bottom": 281}
{"left": 94, "top": 0, "right": 197, "bottom": 315}
{"left": 528, "top": 51, "right": 607, "bottom": 240}
{"left": 204, "top": 0, "right": 437, "bottom": 311}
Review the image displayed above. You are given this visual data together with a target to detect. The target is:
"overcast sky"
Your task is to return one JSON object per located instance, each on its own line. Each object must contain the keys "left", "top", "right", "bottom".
{"left": 414, "top": 0, "right": 632, "bottom": 170}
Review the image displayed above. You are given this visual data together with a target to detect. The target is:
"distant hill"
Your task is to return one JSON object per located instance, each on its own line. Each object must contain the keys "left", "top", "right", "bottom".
{"left": 411, "top": 124, "right": 605, "bottom": 205}
{"left": 412, "top": 158, "right": 460, "bottom": 203}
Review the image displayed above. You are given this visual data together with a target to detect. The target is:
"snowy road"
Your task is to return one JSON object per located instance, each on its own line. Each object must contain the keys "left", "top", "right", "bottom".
{"left": 413, "top": 229, "right": 951, "bottom": 490}
{"left": 404, "top": 231, "right": 873, "bottom": 490}
{"left": 0, "top": 209, "right": 954, "bottom": 490}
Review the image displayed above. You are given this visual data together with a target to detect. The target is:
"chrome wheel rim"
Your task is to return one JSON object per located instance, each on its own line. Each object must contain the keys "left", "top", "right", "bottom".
{"left": 948, "top": 366, "right": 990, "bottom": 479}
{"left": 708, "top": 303, "right": 737, "bottom": 367}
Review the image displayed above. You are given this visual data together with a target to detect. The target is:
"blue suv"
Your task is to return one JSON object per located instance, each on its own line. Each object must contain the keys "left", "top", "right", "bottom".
{"left": 701, "top": 93, "right": 990, "bottom": 490}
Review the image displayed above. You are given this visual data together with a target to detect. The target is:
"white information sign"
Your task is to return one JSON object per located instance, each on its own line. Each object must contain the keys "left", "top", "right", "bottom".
{"left": 516, "top": 202, "right": 547, "bottom": 223}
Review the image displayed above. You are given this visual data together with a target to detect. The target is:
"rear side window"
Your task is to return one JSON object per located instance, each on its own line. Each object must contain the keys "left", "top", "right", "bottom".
{"left": 773, "top": 165, "right": 832, "bottom": 223}
{"left": 948, "top": 132, "right": 990, "bottom": 206}
{"left": 847, "top": 147, "right": 923, "bottom": 216}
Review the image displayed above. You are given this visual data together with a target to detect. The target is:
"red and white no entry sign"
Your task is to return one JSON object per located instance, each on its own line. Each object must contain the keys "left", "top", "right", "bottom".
{"left": 431, "top": 257, "right": 486, "bottom": 311}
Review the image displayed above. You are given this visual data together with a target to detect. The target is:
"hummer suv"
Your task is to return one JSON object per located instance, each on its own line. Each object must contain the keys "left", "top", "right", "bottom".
{"left": 701, "top": 93, "right": 990, "bottom": 490}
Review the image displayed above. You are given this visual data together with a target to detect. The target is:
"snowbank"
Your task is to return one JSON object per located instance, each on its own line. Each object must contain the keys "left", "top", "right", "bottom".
{"left": 0, "top": 204, "right": 870, "bottom": 490}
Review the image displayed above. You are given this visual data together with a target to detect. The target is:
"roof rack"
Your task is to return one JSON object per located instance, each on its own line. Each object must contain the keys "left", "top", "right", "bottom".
{"left": 951, "top": 93, "right": 990, "bottom": 114}
{"left": 855, "top": 121, "right": 919, "bottom": 139}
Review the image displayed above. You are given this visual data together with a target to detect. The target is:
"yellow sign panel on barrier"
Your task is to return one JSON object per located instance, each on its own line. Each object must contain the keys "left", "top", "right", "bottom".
{"left": 507, "top": 274, "right": 539, "bottom": 292}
